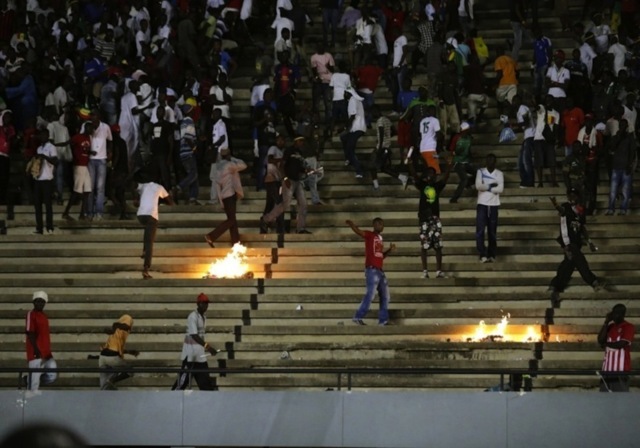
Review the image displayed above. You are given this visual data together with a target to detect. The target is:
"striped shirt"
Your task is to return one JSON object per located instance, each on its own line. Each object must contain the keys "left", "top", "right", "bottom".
{"left": 376, "top": 116, "right": 392, "bottom": 149}
{"left": 602, "top": 321, "right": 634, "bottom": 372}
{"left": 179, "top": 116, "right": 197, "bottom": 158}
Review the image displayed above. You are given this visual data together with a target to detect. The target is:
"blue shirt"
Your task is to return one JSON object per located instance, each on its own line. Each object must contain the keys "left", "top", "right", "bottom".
{"left": 533, "top": 37, "right": 552, "bottom": 68}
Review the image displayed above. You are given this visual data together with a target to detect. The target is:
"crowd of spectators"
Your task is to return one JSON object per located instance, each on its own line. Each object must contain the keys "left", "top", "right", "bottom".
{"left": 0, "top": 0, "right": 637, "bottom": 237}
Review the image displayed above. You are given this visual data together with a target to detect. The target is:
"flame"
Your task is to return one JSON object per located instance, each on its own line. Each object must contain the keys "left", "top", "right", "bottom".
{"left": 466, "top": 314, "right": 541, "bottom": 343}
{"left": 205, "top": 243, "right": 251, "bottom": 279}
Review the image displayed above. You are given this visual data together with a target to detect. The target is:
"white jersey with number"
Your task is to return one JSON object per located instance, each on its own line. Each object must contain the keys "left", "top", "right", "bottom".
{"left": 419, "top": 116, "right": 440, "bottom": 152}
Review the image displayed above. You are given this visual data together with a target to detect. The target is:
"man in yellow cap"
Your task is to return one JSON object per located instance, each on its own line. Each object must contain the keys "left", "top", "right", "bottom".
{"left": 99, "top": 314, "right": 140, "bottom": 390}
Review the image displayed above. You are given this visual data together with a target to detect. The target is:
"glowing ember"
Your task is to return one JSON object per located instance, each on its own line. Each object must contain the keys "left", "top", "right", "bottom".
{"left": 204, "top": 243, "right": 254, "bottom": 279}
{"left": 465, "top": 314, "right": 541, "bottom": 343}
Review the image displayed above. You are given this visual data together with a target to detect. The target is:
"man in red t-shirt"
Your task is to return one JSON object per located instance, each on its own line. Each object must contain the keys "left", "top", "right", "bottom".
{"left": 62, "top": 122, "right": 94, "bottom": 220}
{"left": 25, "top": 290, "right": 57, "bottom": 392}
{"left": 356, "top": 57, "right": 384, "bottom": 127}
{"left": 347, "top": 218, "right": 395, "bottom": 325}
{"left": 561, "top": 98, "right": 584, "bottom": 157}
{"left": 598, "top": 304, "right": 635, "bottom": 392}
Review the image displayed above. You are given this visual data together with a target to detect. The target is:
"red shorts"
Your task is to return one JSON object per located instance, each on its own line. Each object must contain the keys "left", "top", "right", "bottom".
{"left": 397, "top": 119, "right": 412, "bottom": 147}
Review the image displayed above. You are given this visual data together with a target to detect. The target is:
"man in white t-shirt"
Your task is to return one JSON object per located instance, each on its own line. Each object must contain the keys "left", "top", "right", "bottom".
{"left": 391, "top": 31, "right": 408, "bottom": 112}
{"left": 475, "top": 153, "right": 503, "bottom": 262}
{"left": 514, "top": 95, "right": 536, "bottom": 187}
{"left": 136, "top": 174, "right": 173, "bottom": 279}
{"left": 340, "top": 88, "right": 366, "bottom": 178}
{"left": 33, "top": 129, "right": 58, "bottom": 234}
{"left": 208, "top": 72, "right": 234, "bottom": 119}
{"left": 418, "top": 105, "right": 442, "bottom": 173}
{"left": 310, "top": 43, "right": 335, "bottom": 126}
{"left": 171, "top": 293, "right": 218, "bottom": 390}
{"left": 546, "top": 50, "right": 570, "bottom": 106}
{"left": 88, "top": 109, "right": 112, "bottom": 220}
{"left": 329, "top": 62, "right": 351, "bottom": 135}
{"left": 579, "top": 33, "right": 597, "bottom": 78}
{"left": 608, "top": 35, "right": 627, "bottom": 77}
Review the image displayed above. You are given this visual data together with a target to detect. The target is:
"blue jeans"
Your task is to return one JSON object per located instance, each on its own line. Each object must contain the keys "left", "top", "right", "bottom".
{"left": 88, "top": 158, "right": 107, "bottom": 216}
{"left": 322, "top": 8, "right": 339, "bottom": 46}
{"left": 340, "top": 130, "right": 364, "bottom": 175}
{"left": 179, "top": 155, "right": 199, "bottom": 201}
{"left": 533, "top": 65, "right": 547, "bottom": 100}
{"left": 518, "top": 138, "right": 534, "bottom": 187}
{"left": 476, "top": 204, "right": 499, "bottom": 259}
{"left": 354, "top": 267, "right": 390, "bottom": 324}
{"left": 608, "top": 169, "right": 633, "bottom": 212}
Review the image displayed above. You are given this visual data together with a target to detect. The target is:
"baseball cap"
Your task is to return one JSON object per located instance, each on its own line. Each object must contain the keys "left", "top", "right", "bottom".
{"left": 32, "top": 290, "right": 48, "bottom": 302}
{"left": 460, "top": 122, "right": 470, "bottom": 131}
{"left": 197, "top": 293, "right": 210, "bottom": 303}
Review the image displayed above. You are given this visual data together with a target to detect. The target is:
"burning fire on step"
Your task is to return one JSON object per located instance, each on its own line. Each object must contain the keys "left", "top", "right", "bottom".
{"left": 203, "top": 243, "right": 254, "bottom": 279}
{"left": 464, "top": 314, "right": 541, "bottom": 343}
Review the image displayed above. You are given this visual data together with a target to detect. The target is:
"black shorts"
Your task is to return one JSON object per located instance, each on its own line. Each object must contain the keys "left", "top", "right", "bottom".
{"left": 533, "top": 140, "right": 556, "bottom": 169}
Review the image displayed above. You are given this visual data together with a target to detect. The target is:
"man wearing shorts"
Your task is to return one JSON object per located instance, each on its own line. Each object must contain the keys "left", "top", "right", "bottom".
{"left": 414, "top": 157, "right": 452, "bottom": 278}
{"left": 62, "top": 122, "right": 93, "bottom": 220}
{"left": 417, "top": 105, "right": 442, "bottom": 173}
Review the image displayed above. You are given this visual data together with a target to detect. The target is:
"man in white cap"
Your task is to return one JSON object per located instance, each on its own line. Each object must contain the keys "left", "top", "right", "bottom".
{"left": 25, "top": 291, "right": 57, "bottom": 391}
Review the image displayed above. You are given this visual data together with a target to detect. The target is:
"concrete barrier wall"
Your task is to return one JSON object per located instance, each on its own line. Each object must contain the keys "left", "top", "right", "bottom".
{"left": 0, "top": 391, "right": 638, "bottom": 447}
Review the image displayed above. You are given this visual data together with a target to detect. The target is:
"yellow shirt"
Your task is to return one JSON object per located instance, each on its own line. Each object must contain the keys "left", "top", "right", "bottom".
{"left": 102, "top": 315, "right": 133, "bottom": 357}
{"left": 494, "top": 55, "right": 518, "bottom": 86}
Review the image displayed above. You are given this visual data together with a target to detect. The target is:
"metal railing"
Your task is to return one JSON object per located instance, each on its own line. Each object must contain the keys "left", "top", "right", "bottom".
{"left": 2, "top": 366, "right": 638, "bottom": 391}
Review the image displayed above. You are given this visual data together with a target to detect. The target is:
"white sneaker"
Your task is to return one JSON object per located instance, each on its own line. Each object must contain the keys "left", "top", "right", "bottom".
{"left": 344, "top": 160, "right": 350, "bottom": 166}
{"left": 398, "top": 174, "right": 408, "bottom": 189}
{"left": 421, "top": 270, "right": 429, "bottom": 278}
{"left": 480, "top": 257, "right": 488, "bottom": 263}
{"left": 488, "top": 257, "right": 496, "bottom": 263}
{"left": 436, "top": 271, "right": 446, "bottom": 278}
{"left": 355, "top": 174, "right": 363, "bottom": 179}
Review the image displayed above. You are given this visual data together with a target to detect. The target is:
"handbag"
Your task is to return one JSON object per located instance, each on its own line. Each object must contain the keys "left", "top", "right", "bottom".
{"left": 25, "top": 157, "right": 42, "bottom": 179}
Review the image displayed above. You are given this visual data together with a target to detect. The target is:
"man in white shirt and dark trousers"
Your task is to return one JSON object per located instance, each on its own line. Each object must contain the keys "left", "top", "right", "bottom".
{"left": 340, "top": 88, "right": 366, "bottom": 178}
{"left": 475, "top": 154, "right": 503, "bottom": 263}
{"left": 136, "top": 171, "right": 174, "bottom": 279}
{"left": 172, "top": 293, "right": 218, "bottom": 391}
{"left": 33, "top": 129, "right": 58, "bottom": 234}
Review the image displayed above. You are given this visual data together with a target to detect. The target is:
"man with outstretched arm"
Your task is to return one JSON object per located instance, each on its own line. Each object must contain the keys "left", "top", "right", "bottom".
{"left": 346, "top": 218, "right": 395, "bottom": 326}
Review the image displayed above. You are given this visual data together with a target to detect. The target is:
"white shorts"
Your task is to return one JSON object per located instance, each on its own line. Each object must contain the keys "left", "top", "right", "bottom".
{"left": 73, "top": 166, "right": 92, "bottom": 193}
{"left": 28, "top": 357, "right": 57, "bottom": 391}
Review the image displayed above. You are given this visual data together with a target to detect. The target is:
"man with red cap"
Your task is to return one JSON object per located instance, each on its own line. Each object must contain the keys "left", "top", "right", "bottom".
{"left": 172, "top": 293, "right": 218, "bottom": 390}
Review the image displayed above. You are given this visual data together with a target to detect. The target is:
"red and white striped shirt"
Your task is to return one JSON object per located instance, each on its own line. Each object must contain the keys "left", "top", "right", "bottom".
{"left": 602, "top": 321, "right": 635, "bottom": 372}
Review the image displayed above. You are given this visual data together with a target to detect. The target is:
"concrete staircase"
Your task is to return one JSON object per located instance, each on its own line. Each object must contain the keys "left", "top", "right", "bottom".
{"left": 1, "top": 0, "right": 638, "bottom": 391}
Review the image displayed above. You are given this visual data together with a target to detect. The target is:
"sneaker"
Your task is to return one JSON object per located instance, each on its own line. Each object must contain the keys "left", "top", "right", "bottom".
{"left": 189, "top": 198, "right": 201, "bottom": 205}
{"left": 605, "top": 210, "right": 614, "bottom": 216}
{"left": 488, "top": 257, "right": 496, "bottom": 263}
{"left": 33, "top": 230, "right": 43, "bottom": 235}
{"left": 421, "top": 270, "right": 429, "bottom": 278}
{"left": 204, "top": 235, "right": 215, "bottom": 248}
{"left": 352, "top": 319, "right": 366, "bottom": 325}
{"left": 93, "top": 214, "right": 103, "bottom": 221}
{"left": 480, "top": 257, "right": 489, "bottom": 263}
{"left": 378, "top": 321, "right": 389, "bottom": 326}
{"left": 297, "top": 229, "right": 312, "bottom": 234}
{"left": 344, "top": 160, "right": 350, "bottom": 166}
{"left": 592, "top": 279, "right": 606, "bottom": 292}
{"left": 259, "top": 217, "right": 268, "bottom": 234}
{"left": 449, "top": 198, "right": 458, "bottom": 203}
{"left": 61, "top": 213, "right": 73, "bottom": 221}
{"left": 355, "top": 173, "right": 363, "bottom": 179}
{"left": 618, "top": 210, "right": 627, "bottom": 216}
{"left": 398, "top": 174, "right": 408, "bottom": 189}
{"left": 436, "top": 271, "right": 446, "bottom": 278}
{"left": 100, "top": 380, "right": 117, "bottom": 391}
{"left": 142, "top": 269, "right": 153, "bottom": 280}
{"left": 45, "top": 229, "right": 54, "bottom": 235}
{"left": 550, "top": 289, "right": 561, "bottom": 308}
{"left": 519, "top": 185, "right": 529, "bottom": 189}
